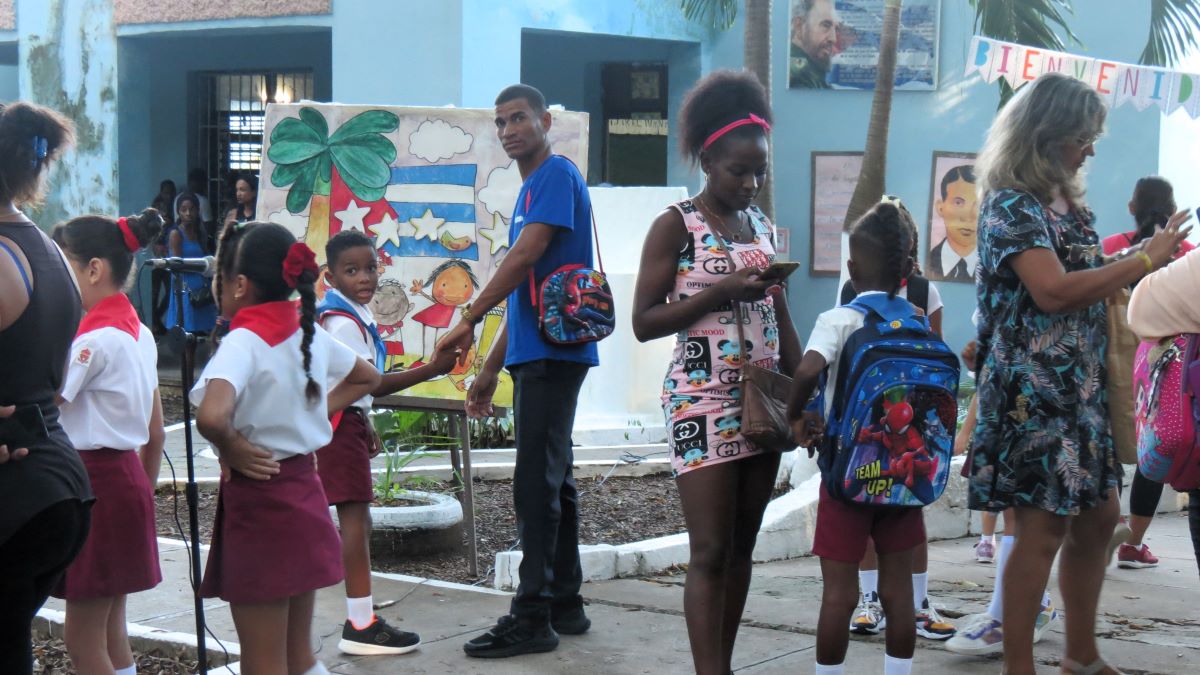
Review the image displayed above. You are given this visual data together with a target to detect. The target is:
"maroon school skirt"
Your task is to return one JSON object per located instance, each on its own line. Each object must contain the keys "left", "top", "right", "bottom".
{"left": 200, "top": 454, "right": 343, "bottom": 603}
{"left": 316, "top": 408, "right": 374, "bottom": 505}
{"left": 53, "top": 448, "right": 161, "bottom": 600}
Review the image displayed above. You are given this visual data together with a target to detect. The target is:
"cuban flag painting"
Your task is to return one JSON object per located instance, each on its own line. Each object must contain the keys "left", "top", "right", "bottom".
{"left": 383, "top": 164, "right": 479, "bottom": 261}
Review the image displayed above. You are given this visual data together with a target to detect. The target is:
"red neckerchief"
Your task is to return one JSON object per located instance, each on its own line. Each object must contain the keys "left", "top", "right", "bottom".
{"left": 230, "top": 300, "right": 300, "bottom": 347}
{"left": 76, "top": 293, "right": 140, "bottom": 339}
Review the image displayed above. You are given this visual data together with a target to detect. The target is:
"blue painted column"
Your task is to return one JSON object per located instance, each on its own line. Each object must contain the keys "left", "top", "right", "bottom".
{"left": 19, "top": 0, "right": 119, "bottom": 225}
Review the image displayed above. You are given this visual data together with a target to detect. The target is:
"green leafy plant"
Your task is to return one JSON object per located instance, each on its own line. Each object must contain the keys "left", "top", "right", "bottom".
{"left": 371, "top": 410, "right": 457, "bottom": 503}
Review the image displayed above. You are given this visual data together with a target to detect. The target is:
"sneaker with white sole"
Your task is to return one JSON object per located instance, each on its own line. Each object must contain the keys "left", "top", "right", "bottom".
{"left": 850, "top": 591, "right": 885, "bottom": 635}
{"left": 916, "top": 598, "right": 957, "bottom": 640}
{"left": 1033, "top": 597, "right": 1058, "bottom": 644}
{"left": 1117, "top": 543, "right": 1160, "bottom": 569}
{"left": 945, "top": 613, "right": 1003, "bottom": 655}
{"left": 1107, "top": 520, "right": 1132, "bottom": 566}
{"left": 974, "top": 539, "right": 995, "bottom": 563}
{"left": 338, "top": 617, "right": 421, "bottom": 655}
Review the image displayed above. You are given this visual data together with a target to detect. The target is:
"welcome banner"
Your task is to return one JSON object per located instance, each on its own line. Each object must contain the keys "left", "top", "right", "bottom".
{"left": 965, "top": 36, "right": 1200, "bottom": 118}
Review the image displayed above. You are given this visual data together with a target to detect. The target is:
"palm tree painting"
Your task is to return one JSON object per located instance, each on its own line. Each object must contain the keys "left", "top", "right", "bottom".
{"left": 267, "top": 107, "right": 400, "bottom": 264}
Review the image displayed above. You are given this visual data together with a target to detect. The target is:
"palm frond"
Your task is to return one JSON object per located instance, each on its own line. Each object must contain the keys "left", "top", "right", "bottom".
{"left": 1140, "top": 0, "right": 1200, "bottom": 66}
{"left": 969, "top": 0, "right": 1080, "bottom": 105}
{"left": 680, "top": 0, "right": 738, "bottom": 31}
{"left": 969, "top": 0, "right": 1080, "bottom": 50}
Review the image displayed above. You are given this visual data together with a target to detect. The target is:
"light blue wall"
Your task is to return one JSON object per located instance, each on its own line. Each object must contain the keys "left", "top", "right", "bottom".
{"left": 117, "top": 29, "right": 332, "bottom": 214}
{"left": 703, "top": 0, "right": 1161, "bottom": 354}
{"left": 519, "top": 29, "right": 700, "bottom": 186}
{"left": 331, "top": 0, "right": 463, "bottom": 107}
{"left": 462, "top": 0, "right": 708, "bottom": 109}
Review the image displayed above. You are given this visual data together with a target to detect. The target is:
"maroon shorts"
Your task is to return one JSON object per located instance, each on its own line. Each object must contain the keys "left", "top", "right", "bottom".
{"left": 812, "top": 484, "right": 926, "bottom": 563}
{"left": 316, "top": 408, "right": 374, "bottom": 505}
{"left": 53, "top": 449, "right": 161, "bottom": 600}
{"left": 200, "top": 454, "right": 343, "bottom": 603}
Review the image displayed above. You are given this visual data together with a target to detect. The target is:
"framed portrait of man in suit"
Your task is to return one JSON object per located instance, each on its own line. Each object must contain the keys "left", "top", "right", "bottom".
{"left": 925, "top": 152, "right": 978, "bottom": 284}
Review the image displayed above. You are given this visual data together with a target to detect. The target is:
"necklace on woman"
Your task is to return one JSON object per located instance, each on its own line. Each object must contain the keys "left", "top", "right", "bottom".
{"left": 697, "top": 193, "right": 753, "bottom": 244}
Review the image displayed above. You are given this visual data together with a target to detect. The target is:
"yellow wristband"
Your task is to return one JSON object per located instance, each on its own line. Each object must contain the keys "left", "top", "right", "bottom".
{"left": 1134, "top": 251, "right": 1155, "bottom": 274}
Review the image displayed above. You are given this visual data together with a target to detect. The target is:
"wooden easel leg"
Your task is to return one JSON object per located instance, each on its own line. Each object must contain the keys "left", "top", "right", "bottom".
{"left": 458, "top": 413, "right": 479, "bottom": 579}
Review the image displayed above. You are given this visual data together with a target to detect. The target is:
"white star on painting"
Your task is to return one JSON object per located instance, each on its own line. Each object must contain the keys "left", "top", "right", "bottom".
{"left": 333, "top": 200, "right": 371, "bottom": 232}
{"left": 409, "top": 208, "right": 446, "bottom": 242}
{"left": 369, "top": 213, "right": 401, "bottom": 249}
{"left": 478, "top": 211, "right": 510, "bottom": 255}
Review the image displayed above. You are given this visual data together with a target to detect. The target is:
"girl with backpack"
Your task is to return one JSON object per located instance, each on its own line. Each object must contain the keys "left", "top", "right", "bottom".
{"left": 1127, "top": 221, "right": 1200, "bottom": 578}
{"left": 786, "top": 201, "right": 955, "bottom": 675}
{"left": 970, "top": 72, "right": 1188, "bottom": 675}
{"left": 1101, "top": 176, "right": 1194, "bottom": 570}
{"left": 838, "top": 199, "right": 955, "bottom": 643}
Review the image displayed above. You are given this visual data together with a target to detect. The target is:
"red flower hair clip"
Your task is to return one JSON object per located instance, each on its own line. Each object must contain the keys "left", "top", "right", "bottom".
{"left": 282, "top": 242, "right": 318, "bottom": 289}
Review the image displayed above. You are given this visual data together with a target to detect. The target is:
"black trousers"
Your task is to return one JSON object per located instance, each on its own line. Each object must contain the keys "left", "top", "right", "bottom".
{"left": 0, "top": 499, "right": 91, "bottom": 675}
{"left": 1130, "top": 465, "right": 1166, "bottom": 518}
{"left": 508, "top": 359, "right": 590, "bottom": 622}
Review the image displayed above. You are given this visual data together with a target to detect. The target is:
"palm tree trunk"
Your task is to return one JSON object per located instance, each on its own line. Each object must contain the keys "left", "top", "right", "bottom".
{"left": 744, "top": 0, "right": 775, "bottom": 223}
{"left": 842, "top": 0, "right": 902, "bottom": 231}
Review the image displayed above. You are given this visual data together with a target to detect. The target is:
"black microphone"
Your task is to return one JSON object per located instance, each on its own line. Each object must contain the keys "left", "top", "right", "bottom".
{"left": 146, "top": 256, "right": 216, "bottom": 277}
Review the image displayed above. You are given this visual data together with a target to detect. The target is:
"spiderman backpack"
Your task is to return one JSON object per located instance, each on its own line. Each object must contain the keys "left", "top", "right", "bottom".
{"left": 816, "top": 293, "right": 960, "bottom": 507}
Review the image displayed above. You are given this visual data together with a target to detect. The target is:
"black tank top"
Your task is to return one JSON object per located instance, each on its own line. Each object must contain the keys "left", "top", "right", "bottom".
{"left": 0, "top": 219, "right": 92, "bottom": 545}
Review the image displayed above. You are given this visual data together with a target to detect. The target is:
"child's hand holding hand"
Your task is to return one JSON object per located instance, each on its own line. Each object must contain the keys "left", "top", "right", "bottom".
{"left": 429, "top": 346, "right": 462, "bottom": 376}
{"left": 792, "top": 411, "right": 825, "bottom": 456}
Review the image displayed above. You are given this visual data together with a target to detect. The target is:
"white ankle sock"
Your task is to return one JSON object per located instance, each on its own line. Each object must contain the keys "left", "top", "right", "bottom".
{"left": 1042, "top": 590, "right": 1052, "bottom": 607}
{"left": 302, "top": 663, "right": 330, "bottom": 675}
{"left": 980, "top": 533, "right": 993, "bottom": 544}
{"left": 884, "top": 654, "right": 913, "bottom": 675}
{"left": 859, "top": 569, "right": 879, "bottom": 599}
{"left": 347, "top": 595, "right": 375, "bottom": 630}
{"left": 987, "top": 535, "right": 1015, "bottom": 620}
{"left": 911, "top": 572, "right": 928, "bottom": 608}
{"left": 115, "top": 666, "right": 136, "bottom": 675}
{"left": 815, "top": 663, "right": 844, "bottom": 675}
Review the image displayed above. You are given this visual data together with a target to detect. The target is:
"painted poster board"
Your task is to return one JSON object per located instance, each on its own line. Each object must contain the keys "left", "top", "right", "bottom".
{"left": 810, "top": 151, "right": 862, "bottom": 276}
{"left": 257, "top": 103, "right": 589, "bottom": 405}
{"left": 924, "top": 152, "right": 978, "bottom": 284}
{"left": 788, "top": 0, "right": 939, "bottom": 90}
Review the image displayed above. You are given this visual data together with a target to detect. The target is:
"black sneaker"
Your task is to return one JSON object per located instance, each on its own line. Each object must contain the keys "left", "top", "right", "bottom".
{"left": 337, "top": 617, "right": 421, "bottom": 655}
{"left": 551, "top": 604, "right": 591, "bottom": 635}
{"left": 463, "top": 615, "right": 559, "bottom": 658}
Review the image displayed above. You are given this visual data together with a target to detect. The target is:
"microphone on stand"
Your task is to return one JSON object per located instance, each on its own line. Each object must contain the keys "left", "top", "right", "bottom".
{"left": 146, "top": 256, "right": 216, "bottom": 277}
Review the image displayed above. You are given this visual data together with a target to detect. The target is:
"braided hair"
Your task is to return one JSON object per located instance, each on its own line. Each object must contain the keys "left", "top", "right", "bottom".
{"left": 213, "top": 220, "right": 258, "bottom": 320}
{"left": 226, "top": 223, "right": 320, "bottom": 404}
{"left": 52, "top": 208, "right": 164, "bottom": 285}
{"left": 849, "top": 202, "right": 913, "bottom": 299}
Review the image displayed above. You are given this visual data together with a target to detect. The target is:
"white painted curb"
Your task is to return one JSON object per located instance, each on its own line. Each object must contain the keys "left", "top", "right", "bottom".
{"left": 495, "top": 456, "right": 975, "bottom": 590}
{"left": 328, "top": 489, "right": 463, "bottom": 530}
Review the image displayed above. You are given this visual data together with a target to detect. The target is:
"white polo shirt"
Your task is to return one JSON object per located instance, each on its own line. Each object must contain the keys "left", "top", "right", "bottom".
{"left": 321, "top": 288, "right": 378, "bottom": 410}
{"left": 60, "top": 293, "right": 159, "bottom": 452}
{"left": 190, "top": 301, "right": 360, "bottom": 460}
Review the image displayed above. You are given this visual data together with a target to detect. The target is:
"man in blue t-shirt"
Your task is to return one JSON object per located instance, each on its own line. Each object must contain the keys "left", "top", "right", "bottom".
{"left": 436, "top": 84, "right": 597, "bottom": 658}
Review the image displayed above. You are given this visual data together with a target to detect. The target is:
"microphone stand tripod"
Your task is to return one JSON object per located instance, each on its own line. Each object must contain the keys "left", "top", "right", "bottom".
{"left": 165, "top": 267, "right": 209, "bottom": 673}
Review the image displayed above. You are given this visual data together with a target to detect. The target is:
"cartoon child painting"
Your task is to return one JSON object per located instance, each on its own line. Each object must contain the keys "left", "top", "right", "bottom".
{"left": 409, "top": 260, "right": 479, "bottom": 366}
{"left": 370, "top": 278, "right": 412, "bottom": 370}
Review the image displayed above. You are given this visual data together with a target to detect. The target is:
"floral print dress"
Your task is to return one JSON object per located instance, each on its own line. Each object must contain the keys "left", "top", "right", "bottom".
{"left": 969, "top": 188, "right": 1121, "bottom": 516}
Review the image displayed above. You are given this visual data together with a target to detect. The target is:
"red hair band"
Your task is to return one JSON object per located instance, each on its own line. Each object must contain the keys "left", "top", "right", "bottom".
{"left": 282, "top": 242, "right": 318, "bottom": 289}
{"left": 701, "top": 113, "right": 772, "bottom": 151}
{"left": 116, "top": 217, "right": 140, "bottom": 253}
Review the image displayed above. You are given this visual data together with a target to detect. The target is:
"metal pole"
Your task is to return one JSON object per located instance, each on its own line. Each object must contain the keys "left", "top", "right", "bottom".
{"left": 458, "top": 412, "right": 478, "bottom": 578}
{"left": 170, "top": 272, "right": 208, "bottom": 672}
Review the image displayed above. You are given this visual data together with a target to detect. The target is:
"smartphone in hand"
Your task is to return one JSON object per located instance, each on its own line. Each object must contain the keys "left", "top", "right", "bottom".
{"left": 758, "top": 261, "right": 800, "bottom": 282}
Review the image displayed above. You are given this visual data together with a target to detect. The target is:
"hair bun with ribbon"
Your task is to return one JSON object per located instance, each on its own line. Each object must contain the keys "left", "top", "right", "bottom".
{"left": 116, "top": 217, "right": 141, "bottom": 253}
{"left": 282, "top": 242, "right": 318, "bottom": 289}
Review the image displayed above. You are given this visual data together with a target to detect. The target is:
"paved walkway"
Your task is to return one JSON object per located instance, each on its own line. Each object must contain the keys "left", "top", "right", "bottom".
{"left": 40, "top": 510, "right": 1200, "bottom": 673}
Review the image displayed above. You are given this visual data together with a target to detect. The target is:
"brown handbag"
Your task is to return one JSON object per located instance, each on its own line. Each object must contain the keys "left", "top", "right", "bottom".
{"left": 1106, "top": 287, "right": 1138, "bottom": 464}
{"left": 703, "top": 213, "right": 797, "bottom": 453}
